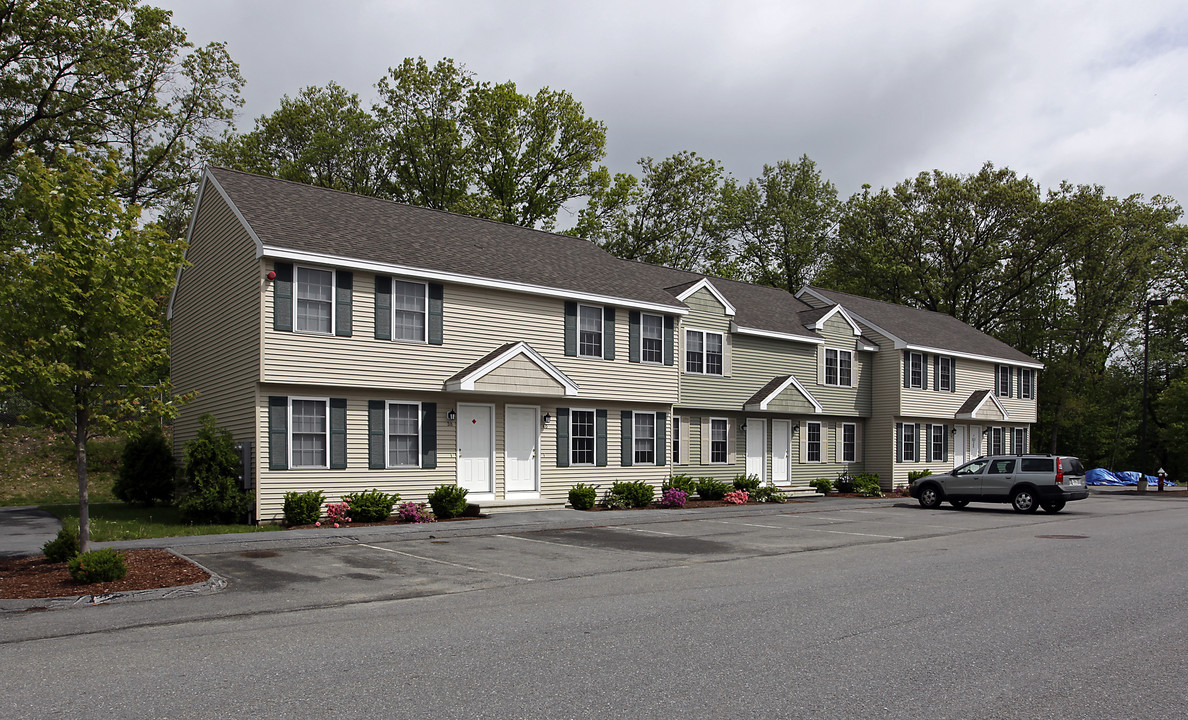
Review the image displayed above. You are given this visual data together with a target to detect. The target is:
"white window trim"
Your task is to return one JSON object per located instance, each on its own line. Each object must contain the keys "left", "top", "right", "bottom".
{"left": 577, "top": 304, "right": 604, "bottom": 359}
{"left": 640, "top": 312, "right": 664, "bottom": 365}
{"left": 293, "top": 265, "right": 335, "bottom": 336}
{"left": 938, "top": 356, "right": 953, "bottom": 392}
{"left": 1020, "top": 368, "right": 1034, "bottom": 399}
{"left": 824, "top": 348, "right": 854, "bottom": 387}
{"left": 1013, "top": 427, "right": 1026, "bottom": 454}
{"left": 901, "top": 422, "right": 916, "bottom": 462}
{"left": 390, "top": 278, "right": 429, "bottom": 345}
{"left": 385, "top": 400, "right": 423, "bottom": 469}
{"left": 991, "top": 426, "right": 1005, "bottom": 455}
{"left": 908, "top": 352, "right": 924, "bottom": 389}
{"left": 685, "top": 328, "right": 725, "bottom": 376}
{"left": 570, "top": 408, "right": 597, "bottom": 466}
{"left": 997, "top": 366, "right": 1011, "bottom": 397}
{"left": 708, "top": 416, "right": 729, "bottom": 464}
{"left": 672, "top": 415, "right": 681, "bottom": 464}
{"left": 289, "top": 396, "right": 330, "bottom": 469}
{"left": 633, "top": 411, "right": 658, "bottom": 466}
{"left": 930, "top": 424, "right": 945, "bottom": 462}
{"left": 806, "top": 421, "right": 823, "bottom": 463}
{"left": 842, "top": 422, "right": 857, "bottom": 462}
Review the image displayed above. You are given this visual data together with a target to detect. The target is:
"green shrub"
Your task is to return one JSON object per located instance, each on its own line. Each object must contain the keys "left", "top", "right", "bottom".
{"left": 609, "top": 480, "right": 654, "bottom": 508}
{"left": 732, "top": 474, "right": 762, "bottom": 492}
{"left": 42, "top": 524, "right": 80, "bottom": 563}
{"left": 852, "top": 473, "right": 883, "bottom": 497}
{"left": 696, "top": 477, "right": 730, "bottom": 501}
{"left": 177, "top": 414, "right": 253, "bottom": 524}
{"left": 345, "top": 488, "right": 399, "bottom": 522}
{"left": 427, "top": 484, "right": 469, "bottom": 519}
{"left": 283, "top": 490, "right": 325, "bottom": 526}
{"left": 568, "top": 483, "right": 598, "bottom": 510}
{"left": 664, "top": 474, "right": 698, "bottom": 496}
{"left": 834, "top": 473, "right": 855, "bottom": 493}
{"left": 907, "top": 469, "right": 933, "bottom": 484}
{"left": 752, "top": 484, "right": 787, "bottom": 503}
{"left": 812, "top": 478, "right": 833, "bottom": 495}
{"left": 68, "top": 547, "right": 127, "bottom": 583}
{"left": 113, "top": 426, "right": 176, "bottom": 506}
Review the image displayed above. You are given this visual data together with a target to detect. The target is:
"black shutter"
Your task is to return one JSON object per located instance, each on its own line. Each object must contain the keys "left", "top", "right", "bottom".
{"left": 368, "top": 400, "right": 385, "bottom": 469}
{"left": 604, "top": 307, "right": 616, "bottom": 360}
{"left": 329, "top": 398, "right": 347, "bottom": 468}
{"left": 273, "top": 263, "right": 293, "bottom": 332}
{"left": 564, "top": 302, "right": 577, "bottom": 356}
{"left": 629, "top": 311, "right": 641, "bottom": 363}
{"left": 421, "top": 402, "right": 437, "bottom": 468}
{"left": 663, "top": 316, "right": 674, "bottom": 366}
{"left": 915, "top": 423, "right": 922, "bottom": 463}
{"left": 925, "top": 424, "right": 933, "bottom": 462}
{"left": 656, "top": 411, "right": 667, "bottom": 467}
{"left": 269, "top": 396, "right": 288, "bottom": 470}
{"left": 902, "top": 350, "right": 910, "bottom": 388}
{"left": 428, "top": 283, "right": 444, "bottom": 346}
{"left": 896, "top": 423, "right": 903, "bottom": 463}
{"left": 595, "top": 409, "right": 608, "bottom": 467}
{"left": 920, "top": 354, "right": 928, "bottom": 389}
{"left": 620, "top": 410, "right": 633, "bottom": 466}
{"left": 335, "top": 271, "right": 353, "bottom": 337}
{"left": 556, "top": 407, "right": 570, "bottom": 467}
{"left": 374, "top": 277, "right": 391, "bottom": 340}
{"left": 950, "top": 357, "right": 957, "bottom": 393}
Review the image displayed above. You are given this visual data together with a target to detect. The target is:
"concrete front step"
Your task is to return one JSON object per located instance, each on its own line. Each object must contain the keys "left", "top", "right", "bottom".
{"left": 477, "top": 498, "right": 569, "bottom": 514}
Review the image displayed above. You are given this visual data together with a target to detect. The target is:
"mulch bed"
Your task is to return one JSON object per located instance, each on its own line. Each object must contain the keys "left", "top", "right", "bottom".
{"left": 285, "top": 513, "right": 485, "bottom": 530}
{"left": 0, "top": 549, "right": 210, "bottom": 600}
{"left": 582, "top": 498, "right": 813, "bottom": 511}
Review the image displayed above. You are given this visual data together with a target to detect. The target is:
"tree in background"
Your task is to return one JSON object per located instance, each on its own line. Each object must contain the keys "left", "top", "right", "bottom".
{"left": 0, "top": 150, "right": 185, "bottom": 551}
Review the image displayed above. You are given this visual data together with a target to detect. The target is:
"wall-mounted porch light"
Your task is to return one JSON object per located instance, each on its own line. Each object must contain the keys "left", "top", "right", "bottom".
{"left": 446, "top": 409, "right": 457, "bottom": 426}
{"left": 542, "top": 412, "right": 552, "bottom": 426}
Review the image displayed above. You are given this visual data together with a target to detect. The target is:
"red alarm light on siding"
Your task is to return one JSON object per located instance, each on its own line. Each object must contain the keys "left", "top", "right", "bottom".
{"left": 266, "top": 271, "right": 277, "bottom": 280}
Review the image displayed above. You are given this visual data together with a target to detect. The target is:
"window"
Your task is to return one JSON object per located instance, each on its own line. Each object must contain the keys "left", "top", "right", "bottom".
{"left": 938, "top": 356, "right": 953, "bottom": 392}
{"left": 901, "top": 423, "right": 916, "bottom": 462}
{"left": 295, "top": 267, "right": 333, "bottom": 333}
{"left": 997, "top": 365, "right": 1011, "bottom": 397}
{"left": 1020, "top": 368, "right": 1034, "bottom": 399}
{"left": 1021, "top": 458, "right": 1053, "bottom": 473}
{"left": 825, "top": 348, "right": 853, "bottom": 387}
{"left": 641, "top": 313, "right": 664, "bottom": 364}
{"left": 1013, "top": 427, "right": 1026, "bottom": 454}
{"left": 931, "top": 424, "right": 945, "bottom": 462}
{"left": 806, "top": 422, "right": 822, "bottom": 462}
{"left": 672, "top": 415, "right": 680, "bottom": 463}
{"left": 578, "top": 305, "right": 603, "bottom": 358}
{"left": 989, "top": 458, "right": 1015, "bottom": 474}
{"left": 991, "top": 426, "right": 1004, "bottom": 454}
{"left": 393, "top": 280, "right": 426, "bottom": 342}
{"left": 686, "top": 329, "right": 724, "bottom": 375}
{"left": 842, "top": 423, "right": 856, "bottom": 462}
{"left": 709, "top": 418, "right": 728, "bottom": 463}
{"left": 571, "top": 410, "right": 595, "bottom": 465}
{"left": 386, "top": 402, "right": 420, "bottom": 467}
{"left": 634, "top": 412, "right": 656, "bottom": 465}
{"left": 291, "top": 398, "right": 328, "bottom": 467}
{"left": 909, "top": 352, "right": 924, "bottom": 388}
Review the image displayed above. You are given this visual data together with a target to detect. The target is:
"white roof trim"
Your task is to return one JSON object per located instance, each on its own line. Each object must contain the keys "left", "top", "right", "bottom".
{"left": 445, "top": 342, "right": 579, "bottom": 396}
{"left": 675, "top": 278, "right": 736, "bottom": 317}
{"left": 955, "top": 392, "right": 1010, "bottom": 421}
{"left": 808, "top": 304, "right": 863, "bottom": 336}
{"left": 745, "top": 376, "right": 824, "bottom": 413}
{"left": 731, "top": 323, "right": 824, "bottom": 345}
{"left": 265, "top": 247, "right": 687, "bottom": 316}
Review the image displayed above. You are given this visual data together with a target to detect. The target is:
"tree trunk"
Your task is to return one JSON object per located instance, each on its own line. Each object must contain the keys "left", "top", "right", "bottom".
{"left": 75, "top": 407, "right": 90, "bottom": 554}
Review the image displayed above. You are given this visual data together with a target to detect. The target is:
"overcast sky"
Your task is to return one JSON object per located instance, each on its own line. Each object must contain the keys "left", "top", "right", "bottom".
{"left": 155, "top": 0, "right": 1188, "bottom": 213}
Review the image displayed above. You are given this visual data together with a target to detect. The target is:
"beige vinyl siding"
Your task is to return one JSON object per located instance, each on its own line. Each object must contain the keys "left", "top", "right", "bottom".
{"left": 474, "top": 357, "right": 566, "bottom": 395}
{"left": 900, "top": 356, "right": 1037, "bottom": 423}
{"left": 255, "top": 388, "right": 672, "bottom": 521}
{"left": 263, "top": 275, "right": 677, "bottom": 404}
{"left": 170, "top": 185, "right": 262, "bottom": 454}
{"left": 862, "top": 327, "right": 902, "bottom": 487}
{"left": 681, "top": 414, "right": 744, "bottom": 482}
{"left": 811, "top": 313, "right": 874, "bottom": 415}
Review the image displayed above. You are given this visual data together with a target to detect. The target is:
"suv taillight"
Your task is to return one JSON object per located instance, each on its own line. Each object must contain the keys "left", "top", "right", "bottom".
{"left": 1055, "top": 457, "right": 1064, "bottom": 484}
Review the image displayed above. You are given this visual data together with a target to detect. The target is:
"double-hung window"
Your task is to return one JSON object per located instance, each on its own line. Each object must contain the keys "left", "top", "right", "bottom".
{"left": 578, "top": 305, "right": 603, "bottom": 358}
{"left": 1013, "top": 427, "right": 1026, "bottom": 454}
{"left": 938, "top": 356, "right": 953, "bottom": 392}
{"left": 387, "top": 402, "right": 420, "bottom": 467}
{"left": 295, "top": 267, "right": 333, "bottom": 333}
{"left": 291, "top": 398, "right": 328, "bottom": 467}
{"left": 571, "top": 410, "right": 595, "bottom": 465}
{"left": 901, "top": 423, "right": 916, "bottom": 462}
{"left": 842, "top": 423, "right": 856, "bottom": 462}
{"left": 825, "top": 349, "right": 853, "bottom": 386}
{"left": 806, "top": 421, "right": 822, "bottom": 462}
{"left": 686, "top": 330, "right": 724, "bottom": 375}
{"left": 672, "top": 415, "right": 680, "bottom": 463}
{"left": 1020, "top": 368, "right": 1034, "bottom": 399}
{"left": 641, "top": 313, "right": 663, "bottom": 364}
{"left": 393, "top": 280, "right": 427, "bottom": 342}
{"left": 633, "top": 412, "right": 656, "bottom": 465}
{"left": 908, "top": 352, "right": 924, "bottom": 388}
{"left": 997, "top": 366, "right": 1011, "bottom": 397}
{"left": 709, "top": 418, "right": 728, "bottom": 463}
{"left": 931, "top": 424, "right": 945, "bottom": 462}
{"left": 991, "top": 426, "right": 1004, "bottom": 455}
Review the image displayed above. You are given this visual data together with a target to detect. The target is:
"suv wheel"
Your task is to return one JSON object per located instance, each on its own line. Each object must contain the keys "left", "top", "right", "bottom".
{"left": 1011, "top": 488, "right": 1039, "bottom": 513}
{"left": 1041, "top": 500, "right": 1065, "bottom": 513}
{"left": 918, "top": 485, "right": 942, "bottom": 509}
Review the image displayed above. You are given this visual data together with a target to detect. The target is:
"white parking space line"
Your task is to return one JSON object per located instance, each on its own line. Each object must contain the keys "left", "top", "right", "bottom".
{"left": 715, "top": 520, "right": 786, "bottom": 530}
{"left": 359, "top": 543, "right": 534, "bottom": 581}
{"left": 810, "top": 529, "right": 904, "bottom": 539}
{"left": 625, "top": 527, "right": 680, "bottom": 536}
{"left": 494, "top": 533, "right": 592, "bottom": 551}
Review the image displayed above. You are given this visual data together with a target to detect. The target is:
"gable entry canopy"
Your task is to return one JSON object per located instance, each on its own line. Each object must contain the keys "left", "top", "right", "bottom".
{"left": 444, "top": 341, "right": 580, "bottom": 397}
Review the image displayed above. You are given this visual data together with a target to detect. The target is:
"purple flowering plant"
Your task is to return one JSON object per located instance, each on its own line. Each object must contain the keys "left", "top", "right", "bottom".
{"left": 397, "top": 501, "right": 435, "bottom": 523}
{"left": 657, "top": 487, "right": 689, "bottom": 508}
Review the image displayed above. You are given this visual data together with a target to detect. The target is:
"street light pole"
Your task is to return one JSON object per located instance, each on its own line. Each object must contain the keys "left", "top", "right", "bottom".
{"left": 1140, "top": 297, "right": 1167, "bottom": 490}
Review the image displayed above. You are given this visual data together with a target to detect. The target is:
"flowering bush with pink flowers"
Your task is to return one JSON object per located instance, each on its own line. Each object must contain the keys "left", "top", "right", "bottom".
{"left": 397, "top": 502, "right": 435, "bottom": 523}
{"left": 723, "top": 490, "right": 749, "bottom": 505}
{"left": 657, "top": 487, "right": 689, "bottom": 508}
{"left": 325, "top": 502, "right": 351, "bottom": 526}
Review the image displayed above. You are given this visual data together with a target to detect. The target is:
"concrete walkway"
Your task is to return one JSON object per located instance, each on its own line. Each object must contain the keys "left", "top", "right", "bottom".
{"left": 0, "top": 506, "right": 62, "bottom": 558}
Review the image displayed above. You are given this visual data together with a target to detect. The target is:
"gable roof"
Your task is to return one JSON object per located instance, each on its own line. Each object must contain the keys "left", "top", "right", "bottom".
{"left": 799, "top": 286, "right": 1041, "bottom": 367}
{"left": 444, "top": 341, "right": 579, "bottom": 396}
{"left": 743, "top": 375, "right": 823, "bottom": 413}
{"left": 954, "top": 389, "right": 1009, "bottom": 420}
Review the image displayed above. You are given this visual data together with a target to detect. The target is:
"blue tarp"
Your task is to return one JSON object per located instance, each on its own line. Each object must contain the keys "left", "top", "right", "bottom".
{"left": 1085, "top": 468, "right": 1178, "bottom": 486}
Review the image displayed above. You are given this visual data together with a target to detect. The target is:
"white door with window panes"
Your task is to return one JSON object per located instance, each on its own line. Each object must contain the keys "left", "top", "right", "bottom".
{"left": 745, "top": 418, "right": 766, "bottom": 483}
{"left": 771, "top": 419, "right": 791, "bottom": 485}
{"left": 505, "top": 406, "right": 539, "bottom": 497}
{"left": 457, "top": 403, "right": 494, "bottom": 501}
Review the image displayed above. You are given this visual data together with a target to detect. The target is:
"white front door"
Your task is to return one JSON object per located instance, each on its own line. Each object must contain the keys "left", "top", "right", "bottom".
{"left": 457, "top": 403, "right": 494, "bottom": 501}
{"left": 771, "top": 419, "right": 791, "bottom": 485}
{"left": 746, "top": 418, "right": 767, "bottom": 483}
{"left": 505, "top": 405, "right": 539, "bottom": 497}
{"left": 969, "top": 425, "right": 982, "bottom": 460}
{"left": 954, "top": 425, "right": 967, "bottom": 466}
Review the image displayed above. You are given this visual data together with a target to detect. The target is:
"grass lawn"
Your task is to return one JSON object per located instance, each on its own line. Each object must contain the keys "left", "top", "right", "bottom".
{"left": 40, "top": 503, "right": 282, "bottom": 542}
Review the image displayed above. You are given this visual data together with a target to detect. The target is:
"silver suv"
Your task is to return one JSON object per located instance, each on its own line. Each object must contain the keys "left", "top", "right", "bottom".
{"left": 909, "top": 455, "right": 1088, "bottom": 513}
